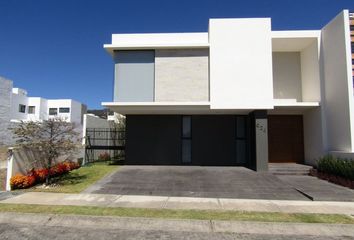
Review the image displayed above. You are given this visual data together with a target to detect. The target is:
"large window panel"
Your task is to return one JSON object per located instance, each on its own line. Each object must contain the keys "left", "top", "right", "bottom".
{"left": 182, "top": 116, "right": 192, "bottom": 164}
{"left": 114, "top": 50, "right": 155, "bottom": 102}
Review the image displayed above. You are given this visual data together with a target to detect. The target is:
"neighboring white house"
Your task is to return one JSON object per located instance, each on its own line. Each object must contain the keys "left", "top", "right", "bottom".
{"left": 10, "top": 87, "right": 86, "bottom": 124}
{"left": 0, "top": 77, "right": 87, "bottom": 145}
{"left": 102, "top": 10, "right": 354, "bottom": 171}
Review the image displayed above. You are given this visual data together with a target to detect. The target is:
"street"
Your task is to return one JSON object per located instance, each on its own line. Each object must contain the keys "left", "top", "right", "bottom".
{"left": 0, "top": 212, "right": 353, "bottom": 240}
{"left": 0, "top": 223, "right": 353, "bottom": 240}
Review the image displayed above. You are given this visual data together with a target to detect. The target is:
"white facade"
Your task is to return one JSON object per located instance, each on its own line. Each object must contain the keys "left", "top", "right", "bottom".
{"left": 103, "top": 10, "right": 354, "bottom": 164}
{"left": 209, "top": 18, "right": 273, "bottom": 110}
{"left": 8, "top": 84, "right": 86, "bottom": 125}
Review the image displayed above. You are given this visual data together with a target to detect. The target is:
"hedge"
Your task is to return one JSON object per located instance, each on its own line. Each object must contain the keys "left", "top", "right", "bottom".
{"left": 10, "top": 161, "right": 80, "bottom": 190}
{"left": 317, "top": 155, "right": 354, "bottom": 181}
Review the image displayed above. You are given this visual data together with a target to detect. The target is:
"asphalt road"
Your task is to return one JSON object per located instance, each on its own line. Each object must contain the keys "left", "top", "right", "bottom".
{"left": 0, "top": 212, "right": 353, "bottom": 240}
{"left": 0, "top": 223, "right": 352, "bottom": 240}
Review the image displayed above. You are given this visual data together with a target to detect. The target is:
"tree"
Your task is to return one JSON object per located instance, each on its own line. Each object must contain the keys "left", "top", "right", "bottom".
{"left": 11, "top": 118, "right": 79, "bottom": 184}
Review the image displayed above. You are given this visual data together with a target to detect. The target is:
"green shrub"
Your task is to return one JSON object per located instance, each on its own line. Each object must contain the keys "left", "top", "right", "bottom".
{"left": 317, "top": 155, "right": 354, "bottom": 181}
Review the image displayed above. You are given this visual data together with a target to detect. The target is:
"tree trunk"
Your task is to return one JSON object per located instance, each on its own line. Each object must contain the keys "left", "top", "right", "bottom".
{"left": 46, "top": 157, "right": 52, "bottom": 185}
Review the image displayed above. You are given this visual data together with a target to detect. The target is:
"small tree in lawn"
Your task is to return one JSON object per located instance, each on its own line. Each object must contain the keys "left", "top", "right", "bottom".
{"left": 11, "top": 118, "right": 79, "bottom": 184}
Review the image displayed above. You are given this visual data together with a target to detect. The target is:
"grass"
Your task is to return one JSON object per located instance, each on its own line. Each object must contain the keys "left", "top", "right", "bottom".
{"left": 0, "top": 203, "right": 353, "bottom": 224}
{"left": 0, "top": 146, "right": 8, "bottom": 161}
{"left": 28, "top": 162, "right": 118, "bottom": 193}
{"left": 0, "top": 169, "right": 6, "bottom": 191}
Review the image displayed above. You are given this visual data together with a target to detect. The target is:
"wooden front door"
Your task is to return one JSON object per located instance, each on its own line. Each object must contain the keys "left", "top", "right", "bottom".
{"left": 268, "top": 115, "right": 304, "bottom": 163}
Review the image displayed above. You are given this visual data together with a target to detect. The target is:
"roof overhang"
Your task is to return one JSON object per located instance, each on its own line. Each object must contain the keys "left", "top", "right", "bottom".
{"left": 272, "top": 30, "right": 320, "bottom": 52}
{"left": 104, "top": 32, "right": 209, "bottom": 55}
{"left": 102, "top": 102, "right": 253, "bottom": 115}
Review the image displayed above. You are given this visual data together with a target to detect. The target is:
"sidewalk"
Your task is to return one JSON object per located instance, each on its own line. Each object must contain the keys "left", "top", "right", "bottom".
{"left": 1, "top": 192, "right": 354, "bottom": 214}
{"left": 0, "top": 212, "right": 354, "bottom": 237}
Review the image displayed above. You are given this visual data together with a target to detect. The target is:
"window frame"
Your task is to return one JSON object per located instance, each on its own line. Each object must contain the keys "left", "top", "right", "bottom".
{"left": 49, "top": 108, "right": 58, "bottom": 116}
{"left": 18, "top": 104, "right": 26, "bottom": 113}
{"left": 235, "top": 115, "right": 248, "bottom": 165}
{"left": 59, "top": 107, "right": 70, "bottom": 113}
{"left": 28, "top": 106, "right": 36, "bottom": 114}
{"left": 181, "top": 116, "right": 192, "bottom": 164}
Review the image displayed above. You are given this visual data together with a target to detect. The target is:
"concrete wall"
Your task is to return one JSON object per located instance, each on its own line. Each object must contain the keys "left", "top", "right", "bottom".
{"left": 272, "top": 52, "right": 302, "bottom": 101}
{"left": 320, "top": 10, "right": 354, "bottom": 152}
{"left": 303, "top": 108, "right": 324, "bottom": 165}
{"left": 70, "top": 100, "right": 85, "bottom": 124}
{"left": 27, "top": 97, "right": 48, "bottom": 121}
{"left": 0, "top": 77, "right": 13, "bottom": 146}
{"left": 6, "top": 147, "right": 79, "bottom": 190}
{"left": 82, "top": 114, "right": 114, "bottom": 144}
{"left": 46, "top": 99, "right": 84, "bottom": 124}
{"left": 301, "top": 41, "right": 321, "bottom": 102}
{"left": 209, "top": 18, "right": 273, "bottom": 109}
{"left": 154, "top": 49, "right": 209, "bottom": 102}
{"left": 11, "top": 88, "right": 28, "bottom": 121}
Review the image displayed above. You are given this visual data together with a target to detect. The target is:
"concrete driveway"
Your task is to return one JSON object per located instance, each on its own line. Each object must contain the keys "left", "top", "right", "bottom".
{"left": 85, "top": 166, "right": 354, "bottom": 201}
{"left": 86, "top": 166, "right": 311, "bottom": 200}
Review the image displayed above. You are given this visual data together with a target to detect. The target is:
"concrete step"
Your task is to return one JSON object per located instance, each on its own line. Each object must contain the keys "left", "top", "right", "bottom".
{"left": 269, "top": 164, "right": 312, "bottom": 176}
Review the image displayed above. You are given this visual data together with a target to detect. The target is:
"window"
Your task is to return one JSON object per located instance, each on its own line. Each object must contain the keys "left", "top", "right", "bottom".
{"left": 114, "top": 50, "right": 155, "bottom": 102}
{"left": 182, "top": 116, "right": 192, "bottom": 164}
{"left": 19, "top": 104, "right": 26, "bottom": 113}
{"left": 235, "top": 116, "right": 247, "bottom": 164}
{"left": 28, "top": 106, "right": 35, "bottom": 114}
{"left": 49, "top": 108, "right": 58, "bottom": 115}
{"left": 59, "top": 107, "right": 70, "bottom": 113}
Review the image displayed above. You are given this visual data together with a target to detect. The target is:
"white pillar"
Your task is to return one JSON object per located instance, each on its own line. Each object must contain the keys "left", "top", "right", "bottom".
{"left": 5, "top": 147, "right": 14, "bottom": 191}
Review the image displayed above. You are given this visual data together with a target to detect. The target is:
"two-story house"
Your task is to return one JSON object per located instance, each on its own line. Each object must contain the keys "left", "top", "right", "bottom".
{"left": 102, "top": 10, "right": 354, "bottom": 171}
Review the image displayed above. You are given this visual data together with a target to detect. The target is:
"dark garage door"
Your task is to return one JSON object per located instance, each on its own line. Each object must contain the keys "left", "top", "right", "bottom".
{"left": 268, "top": 115, "right": 304, "bottom": 163}
{"left": 125, "top": 115, "right": 248, "bottom": 166}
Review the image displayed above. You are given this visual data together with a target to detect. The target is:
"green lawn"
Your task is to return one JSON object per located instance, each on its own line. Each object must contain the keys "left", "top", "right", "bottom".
{"left": 29, "top": 163, "right": 118, "bottom": 193}
{"left": 0, "top": 146, "right": 8, "bottom": 162}
{"left": 0, "top": 203, "right": 353, "bottom": 224}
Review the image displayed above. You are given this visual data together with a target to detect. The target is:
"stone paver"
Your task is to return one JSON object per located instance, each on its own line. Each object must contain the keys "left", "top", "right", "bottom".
{"left": 88, "top": 166, "right": 309, "bottom": 200}
{"left": 278, "top": 175, "right": 354, "bottom": 201}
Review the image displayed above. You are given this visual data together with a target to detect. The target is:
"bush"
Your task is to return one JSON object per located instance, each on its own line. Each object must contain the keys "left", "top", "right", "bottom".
{"left": 10, "top": 174, "right": 36, "bottom": 189}
{"left": 31, "top": 168, "right": 49, "bottom": 182}
{"left": 317, "top": 155, "right": 354, "bottom": 181}
{"left": 11, "top": 161, "right": 81, "bottom": 190}
{"left": 98, "top": 152, "right": 111, "bottom": 161}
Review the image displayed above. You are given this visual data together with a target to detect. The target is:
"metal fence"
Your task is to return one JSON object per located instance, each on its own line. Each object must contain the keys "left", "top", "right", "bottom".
{"left": 84, "top": 128, "right": 125, "bottom": 164}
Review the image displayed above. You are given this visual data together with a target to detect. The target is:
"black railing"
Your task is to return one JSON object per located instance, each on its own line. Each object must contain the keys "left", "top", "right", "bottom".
{"left": 84, "top": 128, "right": 125, "bottom": 164}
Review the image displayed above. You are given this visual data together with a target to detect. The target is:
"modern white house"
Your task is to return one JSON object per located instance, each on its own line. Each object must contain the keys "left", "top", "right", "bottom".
{"left": 102, "top": 10, "right": 354, "bottom": 171}
{"left": 10, "top": 87, "right": 86, "bottom": 124}
{"left": 0, "top": 77, "right": 87, "bottom": 145}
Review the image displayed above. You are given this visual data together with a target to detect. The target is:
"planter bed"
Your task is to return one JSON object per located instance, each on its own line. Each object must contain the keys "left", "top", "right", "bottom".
{"left": 310, "top": 168, "right": 354, "bottom": 189}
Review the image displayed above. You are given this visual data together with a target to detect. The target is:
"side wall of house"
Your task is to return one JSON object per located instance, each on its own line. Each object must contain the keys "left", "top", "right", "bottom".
{"left": 320, "top": 10, "right": 354, "bottom": 152}
{"left": 0, "top": 77, "right": 13, "bottom": 146}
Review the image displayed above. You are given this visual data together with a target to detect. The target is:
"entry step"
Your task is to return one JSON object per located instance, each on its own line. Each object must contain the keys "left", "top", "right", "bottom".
{"left": 269, "top": 163, "right": 312, "bottom": 176}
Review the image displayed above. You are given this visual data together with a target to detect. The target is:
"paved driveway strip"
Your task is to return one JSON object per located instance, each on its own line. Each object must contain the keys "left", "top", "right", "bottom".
{"left": 85, "top": 166, "right": 354, "bottom": 201}
{"left": 86, "top": 166, "right": 310, "bottom": 200}
{"left": 2, "top": 192, "right": 354, "bottom": 214}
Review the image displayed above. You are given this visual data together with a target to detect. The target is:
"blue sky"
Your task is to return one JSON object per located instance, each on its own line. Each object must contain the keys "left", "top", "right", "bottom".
{"left": 0, "top": 0, "right": 353, "bottom": 109}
